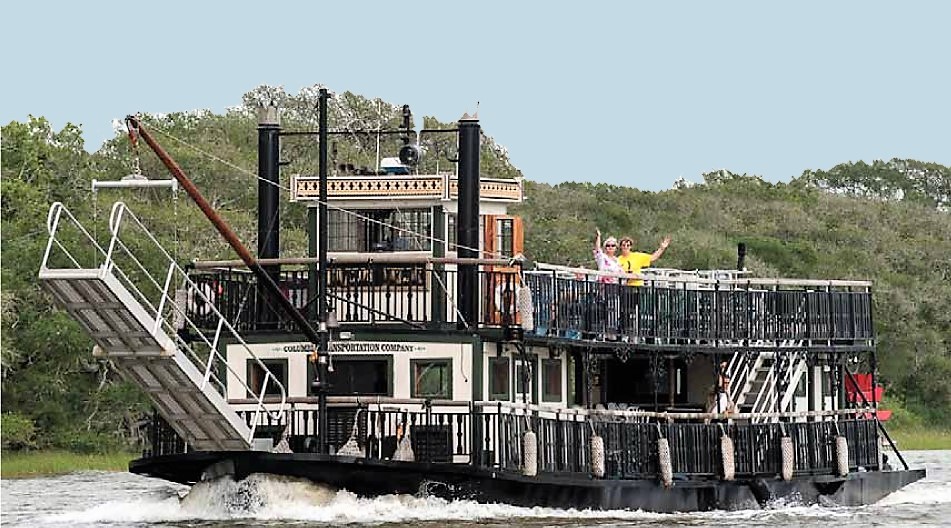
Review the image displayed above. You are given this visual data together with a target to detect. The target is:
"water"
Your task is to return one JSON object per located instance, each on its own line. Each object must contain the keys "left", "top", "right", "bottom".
{"left": 2, "top": 450, "right": 949, "bottom": 527}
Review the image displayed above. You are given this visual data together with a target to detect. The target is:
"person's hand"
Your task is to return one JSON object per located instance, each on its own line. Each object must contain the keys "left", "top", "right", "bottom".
{"left": 596, "top": 228, "right": 602, "bottom": 238}
{"left": 661, "top": 235, "right": 671, "bottom": 248}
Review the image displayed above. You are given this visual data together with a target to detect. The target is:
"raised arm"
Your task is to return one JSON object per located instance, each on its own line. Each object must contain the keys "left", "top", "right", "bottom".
{"left": 650, "top": 235, "right": 672, "bottom": 262}
{"left": 593, "top": 228, "right": 602, "bottom": 252}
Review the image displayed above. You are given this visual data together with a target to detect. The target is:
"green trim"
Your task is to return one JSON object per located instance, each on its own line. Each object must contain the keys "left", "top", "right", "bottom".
{"left": 309, "top": 354, "right": 393, "bottom": 397}
{"left": 471, "top": 336, "right": 483, "bottom": 401}
{"left": 430, "top": 205, "right": 447, "bottom": 328}
{"left": 410, "top": 358, "right": 453, "bottom": 399}
{"left": 488, "top": 356, "right": 511, "bottom": 401}
{"left": 541, "top": 358, "right": 563, "bottom": 402}
{"left": 246, "top": 358, "right": 288, "bottom": 398}
{"left": 532, "top": 356, "right": 539, "bottom": 404}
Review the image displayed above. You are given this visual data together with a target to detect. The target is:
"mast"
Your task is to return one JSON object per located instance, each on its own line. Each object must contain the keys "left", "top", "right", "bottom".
{"left": 316, "top": 88, "right": 331, "bottom": 454}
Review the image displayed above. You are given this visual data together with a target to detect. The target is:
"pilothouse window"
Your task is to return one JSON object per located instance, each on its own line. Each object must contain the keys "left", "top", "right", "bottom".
{"left": 328, "top": 208, "right": 431, "bottom": 252}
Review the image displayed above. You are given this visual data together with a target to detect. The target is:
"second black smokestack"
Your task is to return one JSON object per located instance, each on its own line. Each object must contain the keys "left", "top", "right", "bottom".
{"left": 456, "top": 113, "right": 480, "bottom": 329}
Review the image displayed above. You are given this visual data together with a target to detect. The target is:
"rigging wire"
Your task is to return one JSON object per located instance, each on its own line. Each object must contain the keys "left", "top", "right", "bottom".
{"left": 138, "top": 116, "right": 508, "bottom": 260}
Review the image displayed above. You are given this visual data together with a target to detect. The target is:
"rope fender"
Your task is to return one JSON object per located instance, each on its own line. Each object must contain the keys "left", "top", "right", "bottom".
{"left": 719, "top": 424, "right": 735, "bottom": 481}
{"left": 835, "top": 435, "right": 849, "bottom": 476}
{"left": 522, "top": 430, "right": 538, "bottom": 476}
{"left": 781, "top": 436, "right": 795, "bottom": 481}
{"left": 590, "top": 434, "right": 605, "bottom": 478}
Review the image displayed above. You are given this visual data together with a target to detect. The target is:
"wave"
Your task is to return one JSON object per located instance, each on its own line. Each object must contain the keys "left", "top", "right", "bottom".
{"left": 35, "top": 472, "right": 946, "bottom": 526}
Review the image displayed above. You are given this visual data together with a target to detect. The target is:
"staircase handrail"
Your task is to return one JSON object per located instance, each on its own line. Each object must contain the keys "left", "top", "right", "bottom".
{"left": 42, "top": 202, "right": 287, "bottom": 443}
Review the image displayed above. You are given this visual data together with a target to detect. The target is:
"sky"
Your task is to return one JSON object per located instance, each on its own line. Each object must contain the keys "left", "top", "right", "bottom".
{"left": 2, "top": 1, "right": 948, "bottom": 191}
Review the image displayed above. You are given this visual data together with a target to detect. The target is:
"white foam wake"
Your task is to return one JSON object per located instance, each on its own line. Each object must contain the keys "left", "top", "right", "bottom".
{"left": 36, "top": 471, "right": 940, "bottom": 526}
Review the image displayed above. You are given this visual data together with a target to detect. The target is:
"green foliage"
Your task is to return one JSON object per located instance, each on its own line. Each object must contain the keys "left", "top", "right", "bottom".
{"left": 1, "top": 413, "right": 37, "bottom": 450}
{"left": 0, "top": 450, "right": 136, "bottom": 477}
{"left": 2, "top": 87, "right": 950, "bottom": 456}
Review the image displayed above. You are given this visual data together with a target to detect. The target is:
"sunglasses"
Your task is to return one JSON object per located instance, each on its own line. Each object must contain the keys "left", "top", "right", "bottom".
{"left": 605, "top": 244, "right": 617, "bottom": 248}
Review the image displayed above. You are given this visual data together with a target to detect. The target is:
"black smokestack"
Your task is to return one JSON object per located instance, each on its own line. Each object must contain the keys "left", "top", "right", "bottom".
{"left": 257, "top": 106, "right": 281, "bottom": 327}
{"left": 456, "top": 113, "right": 480, "bottom": 329}
{"left": 737, "top": 242, "right": 747, "bottom": 271}
{"left": 257, "top": 106, "right": 280, "bottom": 263}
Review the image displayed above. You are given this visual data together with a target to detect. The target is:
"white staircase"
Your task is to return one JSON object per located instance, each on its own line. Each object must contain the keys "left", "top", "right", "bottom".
{"left": 728, "top": 347, "right": 808, "bottom": 419}
{"left": 38, "top": 202, "right": 287, "bottom": 452}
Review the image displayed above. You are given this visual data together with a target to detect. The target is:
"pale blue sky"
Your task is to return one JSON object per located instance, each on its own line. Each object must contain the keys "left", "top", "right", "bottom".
{"left": 2, "top": 1, "right": 948, "bottom": 191}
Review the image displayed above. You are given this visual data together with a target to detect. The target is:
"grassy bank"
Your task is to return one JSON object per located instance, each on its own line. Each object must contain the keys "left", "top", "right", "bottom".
{"left": 887, "top": 427, "right": 951, "bottom": 451}
{"left": 0, "top": 451, "right": 136, "bottom": 478}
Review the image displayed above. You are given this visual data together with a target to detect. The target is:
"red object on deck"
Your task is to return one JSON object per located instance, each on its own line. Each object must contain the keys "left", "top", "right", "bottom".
{"left": 846, "top": 373, "right": 891, "bottom": 420}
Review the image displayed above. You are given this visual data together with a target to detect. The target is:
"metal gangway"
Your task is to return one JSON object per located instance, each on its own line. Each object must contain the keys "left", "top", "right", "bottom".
{"left": 38, "top": 202, "right": 286, "bottom": 451}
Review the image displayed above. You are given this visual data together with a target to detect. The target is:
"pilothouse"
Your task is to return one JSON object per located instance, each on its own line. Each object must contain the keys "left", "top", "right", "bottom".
{"left": 37, "top": 95, "right": 924, "bottom": 512}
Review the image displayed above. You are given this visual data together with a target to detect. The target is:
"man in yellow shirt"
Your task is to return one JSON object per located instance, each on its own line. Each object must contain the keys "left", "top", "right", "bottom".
{"left": 617, "top": 235, "right": 671, "bottom": 286}
{"left": 617, "top": 235, "right": 671, "bottom": 337}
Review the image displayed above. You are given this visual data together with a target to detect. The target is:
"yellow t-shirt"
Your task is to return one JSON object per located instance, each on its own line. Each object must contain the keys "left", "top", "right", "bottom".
{"left": 617, "top": 252, "right": 652, "bottom": 286}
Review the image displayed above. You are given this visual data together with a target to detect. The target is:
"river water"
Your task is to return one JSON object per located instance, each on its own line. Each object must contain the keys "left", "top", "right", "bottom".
{"left": 2, "top": 450, "right": 949, "bottom": 527}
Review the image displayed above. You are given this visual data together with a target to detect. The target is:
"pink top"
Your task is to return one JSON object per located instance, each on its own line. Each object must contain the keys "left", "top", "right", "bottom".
{"left": 593, "top": 248, "right": 623, "bottom": 283}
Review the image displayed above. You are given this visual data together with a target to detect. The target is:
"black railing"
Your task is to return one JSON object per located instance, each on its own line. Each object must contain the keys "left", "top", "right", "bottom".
{"left": 185, "top": 265, "right": 521, "bottom": 332}
{"left": 144, "top": 407, "right": 880, "bottom": 480}
{"left": 183, "top": 266, "right": 873, "bottom": 346}
{"left": 526, "top": 272, "right": 874, "bottom": 345}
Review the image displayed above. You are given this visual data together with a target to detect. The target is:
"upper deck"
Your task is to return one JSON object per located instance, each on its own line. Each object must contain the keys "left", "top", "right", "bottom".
{"left": 184, "top": 259, "right": 874, "bottom": 353}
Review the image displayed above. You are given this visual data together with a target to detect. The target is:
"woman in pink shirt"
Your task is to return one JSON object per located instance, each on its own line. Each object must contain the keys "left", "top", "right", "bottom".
{"left": 593, "top": 229, "right": 623, "bottom": 283}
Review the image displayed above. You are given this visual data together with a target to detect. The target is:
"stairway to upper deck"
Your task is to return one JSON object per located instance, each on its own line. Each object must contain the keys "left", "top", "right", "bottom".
{"left": 38, "top": 202, "right": 287, "bottom": 452}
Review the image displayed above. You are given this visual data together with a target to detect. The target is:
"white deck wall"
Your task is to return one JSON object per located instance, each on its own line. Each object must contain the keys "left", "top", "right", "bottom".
{"left": 226, "top": 340, "right": 473, "bottom": 401}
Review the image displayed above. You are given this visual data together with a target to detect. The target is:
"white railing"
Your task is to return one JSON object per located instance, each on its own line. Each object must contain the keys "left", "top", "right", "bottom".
{"left": 41, "top": 201, "right": 287, "bottom": 443}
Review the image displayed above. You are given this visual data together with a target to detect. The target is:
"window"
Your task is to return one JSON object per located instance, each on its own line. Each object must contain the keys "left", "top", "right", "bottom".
{"left": 489, "top": 357, "right": 510, "bottom": 401}
{"left": 497, "top": 218, "right": 514, "bottom": 257}
{"left": 447, "top": 213, "right": 456, "bottom": 250}
{"left": 309, "top": 356, "right": 391, "bottom": 396}
{"left": 247, "top": 359, "right": 288, "bottom": 398}
{"left": 542, "top": 359, "right": 562, "bottom": 402}
{"left": 328, "top": 208, "right": 432, "bottom": 252}
{"left": 795, "top": 374, "right": 807, "bottom": 398}
{"left": 447, "top": 214, "right": 485, "bottom": 253}
{"left": 411, "top": 359, "right": 452, "bottom": 399}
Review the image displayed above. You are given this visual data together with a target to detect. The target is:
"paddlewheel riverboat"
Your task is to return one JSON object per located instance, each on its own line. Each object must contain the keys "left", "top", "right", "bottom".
{"left": 37, "top": 96, "right": 923, "bottom": 512}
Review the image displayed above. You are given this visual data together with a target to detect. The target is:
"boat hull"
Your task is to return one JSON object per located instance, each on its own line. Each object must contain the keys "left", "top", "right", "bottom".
{"left": 130, "top": 452, "right": 925, "bottom": 512}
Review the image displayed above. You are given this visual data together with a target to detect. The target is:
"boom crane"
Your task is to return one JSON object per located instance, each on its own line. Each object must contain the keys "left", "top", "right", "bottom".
{"left": 124, "top": 114, "right": 331, "bottom": 435}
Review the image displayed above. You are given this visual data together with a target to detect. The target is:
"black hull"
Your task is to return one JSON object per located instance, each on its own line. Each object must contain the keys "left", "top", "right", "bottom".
{"left": 130, "top": 452, "right": 925, "bottom": 513}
